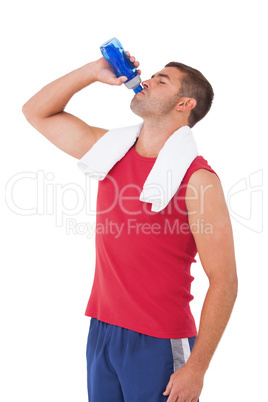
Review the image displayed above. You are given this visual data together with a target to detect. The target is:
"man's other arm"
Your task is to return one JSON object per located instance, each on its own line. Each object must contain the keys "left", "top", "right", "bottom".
{"left": 164, "top": 169, "right": 238, "bottom": 402}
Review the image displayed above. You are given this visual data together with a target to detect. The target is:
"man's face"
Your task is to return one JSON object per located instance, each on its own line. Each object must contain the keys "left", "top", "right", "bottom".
{"left": 130, "top": 67, "right": 185, "bottom": 119}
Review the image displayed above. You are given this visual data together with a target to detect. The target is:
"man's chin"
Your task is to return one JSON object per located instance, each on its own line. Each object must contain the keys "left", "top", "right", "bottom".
{"left": 130, "top": 99, "right": 140, "bottom": 116}
{"left": 131, "top": 95, "right": 145, "bottom": 111}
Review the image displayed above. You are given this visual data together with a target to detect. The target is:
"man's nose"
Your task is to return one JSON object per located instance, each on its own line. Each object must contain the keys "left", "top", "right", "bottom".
{"left": 142, "top": 79, "right": 151, "bottom": 89}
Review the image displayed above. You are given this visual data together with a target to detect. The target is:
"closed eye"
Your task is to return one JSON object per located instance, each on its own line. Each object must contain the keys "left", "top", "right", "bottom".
{"left": 151, "top": 73, "right": 171, "bottom": 85}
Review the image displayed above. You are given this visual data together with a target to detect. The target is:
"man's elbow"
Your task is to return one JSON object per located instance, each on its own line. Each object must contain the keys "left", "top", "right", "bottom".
{"left": 232, "top": 273, "right": 238, "bottom": 300}
{"left": 22, "top": 101, "right": 32, "bottom": 122}
{"left": 22, "top": 101, "right": 42, "bottom": 127}
{"left": 226, "top": 277, "right": 238, "bottom": 308}
{"left": 228, "top": 265, "right": 238, "bottom": 301}
{"left": 211, "top": 271, "right": 238, "bottom": 303}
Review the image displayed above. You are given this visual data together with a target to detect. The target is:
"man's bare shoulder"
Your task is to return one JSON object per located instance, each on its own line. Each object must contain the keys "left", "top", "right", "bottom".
{"left": 188, "top": 168, "right": 220, "bottom": 187}
{"left": 186, "top": 168, "right": 225, "bottom": 215}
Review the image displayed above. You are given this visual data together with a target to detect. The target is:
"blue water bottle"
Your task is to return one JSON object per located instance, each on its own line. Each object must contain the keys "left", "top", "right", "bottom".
{"left": 100, "top": 37, "right": 143, "bottom": 94}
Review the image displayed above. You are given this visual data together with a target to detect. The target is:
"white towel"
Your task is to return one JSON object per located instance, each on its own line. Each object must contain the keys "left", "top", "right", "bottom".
{"left": 77, "top": 123, "right": 198, "bottom": 212}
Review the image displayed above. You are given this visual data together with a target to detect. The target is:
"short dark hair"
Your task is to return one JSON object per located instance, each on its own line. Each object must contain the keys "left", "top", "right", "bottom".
{"left": 165, "top": 61, "right": 214, "bottom": 128}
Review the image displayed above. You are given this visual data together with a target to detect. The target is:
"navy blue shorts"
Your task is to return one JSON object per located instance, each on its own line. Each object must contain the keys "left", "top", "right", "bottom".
{"left": 86, "top": 318, "right": 198, "bottom": 401}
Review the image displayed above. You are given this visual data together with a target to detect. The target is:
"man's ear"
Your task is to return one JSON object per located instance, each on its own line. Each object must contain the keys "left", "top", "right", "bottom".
{"left": 176, "top": 97, "right": 197, "bottom": 112}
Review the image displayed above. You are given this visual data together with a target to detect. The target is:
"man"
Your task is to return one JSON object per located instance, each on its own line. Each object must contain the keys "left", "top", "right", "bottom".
{"left": 22, "top": 51, "right": 238, "bottom": 401}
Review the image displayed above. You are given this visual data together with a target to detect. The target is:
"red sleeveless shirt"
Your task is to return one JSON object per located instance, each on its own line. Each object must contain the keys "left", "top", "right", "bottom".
{"left": 85, "top": 146, "right": 218, "bottom": 338}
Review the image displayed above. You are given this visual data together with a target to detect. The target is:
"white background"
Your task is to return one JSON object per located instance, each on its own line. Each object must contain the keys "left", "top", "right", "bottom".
{"left": 1, "top": 0, "right": 267, "bottom": 401}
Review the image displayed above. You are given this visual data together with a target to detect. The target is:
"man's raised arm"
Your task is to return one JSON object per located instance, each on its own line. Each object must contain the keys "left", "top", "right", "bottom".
{"left": 22, "top": 56, "right": 138, "bottom": 159}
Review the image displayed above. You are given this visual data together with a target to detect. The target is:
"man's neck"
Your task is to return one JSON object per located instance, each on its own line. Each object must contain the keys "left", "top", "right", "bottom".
{"left": 134, "top": 120, "right": 188, "bottom": 158}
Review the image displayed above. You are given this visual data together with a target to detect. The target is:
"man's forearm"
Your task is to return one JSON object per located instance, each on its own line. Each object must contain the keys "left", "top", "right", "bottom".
{"left": 22, "top": 56, "right": 130, "bottom": 158}
{"left": 187, "top": 278, "right": 238, "bottom": 374}
{"left": 22, "top": 61, "right": 98, "bottom": 119}
{"left": 163, "top": 278, "right": 237, "bottom": 401}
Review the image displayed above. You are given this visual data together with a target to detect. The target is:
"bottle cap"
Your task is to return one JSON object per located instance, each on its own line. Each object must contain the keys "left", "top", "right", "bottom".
{"left": 133, "top": 85, "right": 143, "bottom": 94}
{"left": 124, "top": 74, "right": 142, "bottom": 91}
